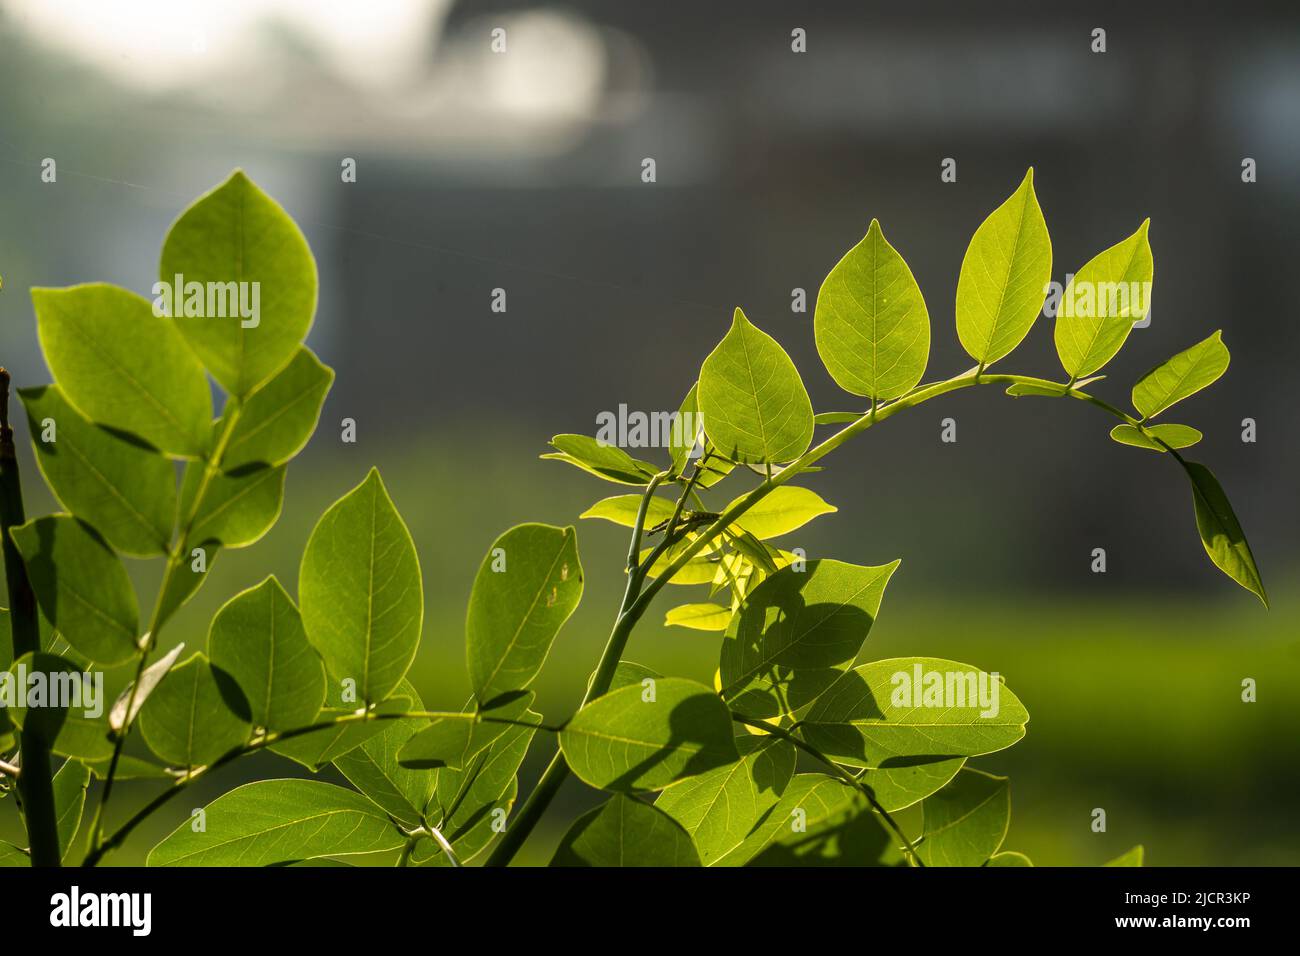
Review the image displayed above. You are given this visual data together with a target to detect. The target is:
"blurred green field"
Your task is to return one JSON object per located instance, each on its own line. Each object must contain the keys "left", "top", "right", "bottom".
{"left": 5, "top": 428, "right": 1296, "bottom": 866}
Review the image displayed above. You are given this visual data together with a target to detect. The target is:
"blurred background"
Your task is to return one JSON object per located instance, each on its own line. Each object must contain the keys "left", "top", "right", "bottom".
{"left": 1, "top": 0, "right": 1297, "bottom": 865}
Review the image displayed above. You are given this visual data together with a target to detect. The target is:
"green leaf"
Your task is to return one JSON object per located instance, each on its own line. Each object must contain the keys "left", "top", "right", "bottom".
{"left": 31, "top": 283, "right": 212, "bottom": 457}
{"left": 160, "top": 170, "right": 318, "bottom": 397}
{"left": 18, "top": 385, "right": 174, "bottom": 556}
{"left": 0, "top": 841, "right": 29, "bottom": 867}
{"left": 955, "top": 169, "right": 1053, "bottom": 366}
{"left": 698, "top": 308, "right": 814, "bottom": 465}
{"left": 552, "top": 794, "right": 700, "bottom": 867}
{"left": 858, "top": 757, "right": 967, "bottom": 813}
{"left": 727, "top": 485, "right": 837, "bottom": 539}
{"left": 10, "top": 516, "right": 138, "bottom": 666}
{"left": 109, "top": 643, "right": 186, "bottom": 733}
{"left": 299, "top": 468, "right": 423, "bottom": 703}
{"left": 1054, "top": 220, "right": 1154, "bottom": 378}
{"left": 334, "top": 680, "right": 434, "bottom": 828}
{"left": 1109, "top": 423, "right": 1201, "bottom": 452}
{"left": 1131, "top": 330, "right": 1229, "bottom": 419}
{"left": 917, "top": 768, "right": 1010, "bottom": 866}
{"left": 53, "top": 759, "right": 91, "bottom": 862}
{"left": 419, "top": 700, "right": 541, "bottom": 865}
{"left": 207, "top": 576, "right": 326, "bottom": 732}
{"left": 665, "top": 603, "right": 733, "bottom": 631}
{"left": 608, "top": 660, "right": 663, "bottom": 693}
{"left": 986, "top": 850, "right": 1033, "bottom": 867}
{"left": 800, "top": 658, "right": 1029, "bottom": 768}
{"left": 139, "top": 652, "right": 251, "bottom": 767}
{"left": 1104, "top": 845, "right": 1145, "bottom": 867}
{"left": 579, "top": 494, "right": 676, "bottom": 529}
{"left": 148, "top": 779, "right": 405, "bottom": 866}
{"left": 559, "top": 677, "right": 739, "bottom": 793}
{"left": 180, "top": 461, "right": 286, "bottom": 549}
{"left": 815, "top": 219, "right": 931, "bottom": 401}
{"left": 712, "top": 772, "right": 858, "bottom": 867}
{"left": 466, "top": 523, "right": 583, "bottom": 706}
{"left": 542, "top": 435, "right": 660, "bottom": 485}
{"left": 155, "top": 544, "right": 220, "bottom": 630}
{"left": 268, "top": 694, "right": 412, "bottom": 770}
{"left": 1179, "top": 460, "right": 1267, "bottom": 606}
{"left": 655, "top": 734, "right": 796, "bottom": 865}
{"left": 640, "top": 535, "right": 718, "bottom": 585}
{"left": 398, "top": 691, "right": 536, "bottom": 772}
{"left": 668, "top": 382, "right": 705, "bottom": 478}
{"left": 221, "top": 347, "right": 334, "bottom": 470}
{"left": 719, "top": 559, "right": 900, "bottom": 720}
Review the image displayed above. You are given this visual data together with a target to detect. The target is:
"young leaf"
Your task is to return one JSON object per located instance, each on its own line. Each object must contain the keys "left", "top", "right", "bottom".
{"left": 333, "top": 680, "right": 435, "bottom": 828}
{"left": 221, "top": 347, "right": 334, "bottom": 470}
{"left": 207, "top": 576, "right": 326, "bottom": 732}
{"left": 1179, "top": 460, "right": 1267, "bottom": 605}
{"left": 579, "top": 494, "right": 676, "bottom": 529}
{"left": 815, "top": 219, "right": 931, "bottom": 401}
{"left": 52, "top": 759, "right": 91, "bottom": 862}
{"left": 31, "top": 284, "right": 213, "bottom": 458}
{"left": 139, "top": 652, "right": 251, "bottom": 768}
{"left": 1109, "top": 423, "right": 1201, "bottom": 452}
{"left": 1131, "top": 330, "right": 1229, "bottom": 419}
{"left": 559, "top": 677, "right": 739, "bottom": 793}
{"left": 1054, "top": 220, "right": 1154, "bottom": 378}
{"left": 466, "top": 523, "right": 583, "bottom": 706}
{"left": 917, "top": 768, "right": 1010, "bottom": 867}
{"left": 299, "top": 468, "right": 423, "bottom": 703}
{"left": 1104, "top": 845, "right": 1145, "bottom": 867}
{"left": 0, "top": 842, "right": 28, "bottom": 867}
{"left": 719, "top": 559, "right": 900, "bottom": 720}
{"left": 726, "top": 485, "right": 837, "bottom": 540}
{"left": 542, "top": 435, "right": 660, "bottom": 485}
{"left": 18, "top": 385, "right": 175, "bottom": 556}
{"left": 160, "top": 170, "right": 318, "bottom": 397}
{"left": 109, "top": 643, "right": 186, "bottom": 733}
{"left": 665, "top": 603, "right": 733, "bottom": 631}
{"left": 268, "top": 694, "right": 412, "bottom": 771}
{"left": 180, "top": 461, "right": 286, "bottom": 549}
{"left": 655, "top": 734, "right": 796, "bottom": 865}
{"left": 10, "top": 515, "right": 138, "bottom": 666}
{"left": 799, "top": 658, "right": 1029, "bottom": 767}
{"left": 551, "top": 794, "right": 701, "bottom": 867}
{"left": 147, "top": 779, "right": 405, "bottom": 866}
{"left": 955, "top": 169, "right": 1052, "bottom": 367}
{"left": 668, "top": 382, "right": 708, "bottom": 478}
{"left": 698, "top": 308, "right": 814, "bottom": 465}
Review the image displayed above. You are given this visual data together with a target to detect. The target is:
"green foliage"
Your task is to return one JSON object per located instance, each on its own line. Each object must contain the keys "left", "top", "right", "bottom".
{"left": 2, "top": 168, "right": 1260, "bottom": 871}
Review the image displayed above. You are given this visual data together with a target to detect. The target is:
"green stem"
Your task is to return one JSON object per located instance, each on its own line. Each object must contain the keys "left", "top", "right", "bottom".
{"left": 0, "top": 368, "right": 61, "bottom": 867}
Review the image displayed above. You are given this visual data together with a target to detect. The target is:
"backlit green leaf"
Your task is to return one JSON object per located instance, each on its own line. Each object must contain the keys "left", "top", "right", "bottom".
{"left": 180, "top": 461, "right": 286, "bottom": 549}
{"left": 559, "top": 677, "right": 739, "bottom": 793}
{"left": 955, "top": 170, "right": 1052, "bottom": 366}
{"left": 799, "top": 657, "right": 1029, "bottom": 767}
{"left": 815, "top": 219, "right": 931, "bottom": 400}
{"left": 148, "top": 779, "right": 404, "bottom": 866}
{"left": 542, "top": 435, "right": 659, "bottom": 485}
{"left": 1054, "top": 220, "right": 1154, "bottom": 378}
{"left": 18, "top": 385, "right": 174, "bottom": 556}
{"left": 917, "top": 768, "right": 1010, "bottom": 867}
{"left": 712, "top": 772, "right": 860, "bottom": 867}
{"left": 727, "top": 485, "right": 837, "bottom": 539}
{"left": 300, "top": 468, "right": 423, "bottom": 703}
{"left": 1109, "top": 423, "right": 1201, "bottom": 452}
{"left": 139, "top": 652, "right": 251, "bottom": 768}
{"left": 52, "top": 758, "right": 91, "bottom": 862}
{"left": 160, "top": 170, "right": 318, "bottom": 397}
{"left": 334, "top": 680, "right": 434, "bottom": 828}
{"left": 655, "top": 734, "right": 796, "bottom": 865}
{"left": 698, "top": 308, "right": 814, "bottom": 465}
{"left": 1131, "top": 330, "right": 1229, "bottom": 419}
{"left": 221, "top": 347, "right": 333, "bottom": 470}
{"left": 11, "top": 515, "right": 138, "bottom": 666}
{"left": 665, "top": 603, "right": 733, "bottom": 631}
{"left": 31, "top": 283, "right": 212, "bottom": 457}
{"left": 398, "top": 691, "right": 536, "bottom": 771}
{"left": 579, "top": 494, "right": 675, "bottom": 529}
{"left": 857, "top": 757, "right": 967, "bottom": 813}
{"left": 720, "top": 559, "right": 900, "bottom": 720}
{"left": 466, "top": 523, "right": 582, "bottom": 706}
{"left": 552, "top": 794, "right": 700, "bottom": 867}
{"left": 109, "top": 643, "right": 186, "bottom": 733}
{"left": 269, "top": 694, "right": 412, "bottom": 771}
{"left": 0, "top": 842, "right": 28, "bottom": 866}
{"left": 1179, "top": 460, "right": 1267, "bottom": 606}
{"left": 207, "top": 576, "right": 326, "bottom": 732}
